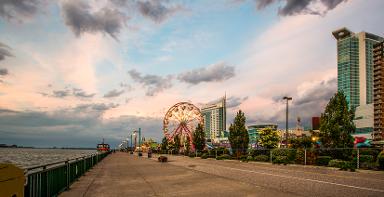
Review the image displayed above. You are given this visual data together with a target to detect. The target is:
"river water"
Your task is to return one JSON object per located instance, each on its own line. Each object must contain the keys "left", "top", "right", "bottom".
{"left": 0, "top": 148, "right": 97, "bottom": 169}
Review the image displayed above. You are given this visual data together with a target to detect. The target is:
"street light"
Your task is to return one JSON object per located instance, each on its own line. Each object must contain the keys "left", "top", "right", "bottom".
{"left": 283, "top": 96, "right": 292, "bottom": 148}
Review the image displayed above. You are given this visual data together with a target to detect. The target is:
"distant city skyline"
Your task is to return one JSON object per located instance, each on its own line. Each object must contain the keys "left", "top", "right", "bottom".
{"left": 0, "top": 0, "right": 383, "bottom": 147}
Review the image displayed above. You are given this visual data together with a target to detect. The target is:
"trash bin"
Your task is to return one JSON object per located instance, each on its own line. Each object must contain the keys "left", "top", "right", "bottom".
{"left": 0, "top": 164, "right": 25, "bottom": 197}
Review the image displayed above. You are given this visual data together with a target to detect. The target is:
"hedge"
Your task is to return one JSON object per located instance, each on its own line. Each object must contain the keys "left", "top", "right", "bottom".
{"left": 254, "top": 155, "right": 269, "bottom": 162}
{"left": 216, "top": 154, "right": 231, "bottom": 160}
{"left": 315, "top": 156, "right": 332, "bottom": 166}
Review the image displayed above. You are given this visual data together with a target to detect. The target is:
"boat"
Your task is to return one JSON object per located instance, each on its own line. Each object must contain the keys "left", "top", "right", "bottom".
{"left": 97, "top": 139, "right": 110, "bottom": 152}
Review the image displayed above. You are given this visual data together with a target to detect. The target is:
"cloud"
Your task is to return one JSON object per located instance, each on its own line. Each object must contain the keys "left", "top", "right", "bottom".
{"left": 0, "top": 42, "right": 13, "bottom": 61}
{"left": 137, "top": 0, "right": 182, "bottom": 23}
{"left": 61, "top": 0, "right": 127, "bottom": 39}
{"left": 227, "top": 96, "right": 249, "bottom": 109}
{"left": 177, "top": 62, "right": 235, "bottom": 85}
{"left": 103, "top": 89, "right": 124, "bottom": 98}
{"left": 0, "top": 104, "right": 163, "bottom": 147}
{"left": 128, "top": 69, "right": 172, "bottom": 96}
{"left": 41, "top": 86, "right": 95, "bottom": 99}
{"left": 0, "top": 0, "right": 46, "bottom": 22}
{"left": 260, "top": 77, "right": 337, "bottom": 128}
{"left": 0, "top": 68, "right": 8, "bottom": 76}
{"left": 254, "top": 0, "right": 348, "bottom": 16}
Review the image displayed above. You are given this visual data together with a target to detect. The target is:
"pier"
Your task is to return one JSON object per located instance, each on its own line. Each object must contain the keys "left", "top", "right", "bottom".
{"left": 60, "top": 152, "right": 384, "bottom": 197}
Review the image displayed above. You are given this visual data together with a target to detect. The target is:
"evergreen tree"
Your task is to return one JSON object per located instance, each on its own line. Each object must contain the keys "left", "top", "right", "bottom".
{"left": 161, "top": 137, "right": 168, "bottom": 153}
{"left": 258, "top": 128, "right": 280, "bottom": 149}
{"left": 174, "top": 134, "right": 181, "bottom": 154}
{"left": 228, "top": 110, "right": 249, "bottom": 157}
{"left": 185, "top": 135, "right": 191, "bottom": 154}
{"left": 193, "top": 123, "right": 205, "bottom": 152}
{"left": 319, "top": 91, "right": 355, "bottom": 148}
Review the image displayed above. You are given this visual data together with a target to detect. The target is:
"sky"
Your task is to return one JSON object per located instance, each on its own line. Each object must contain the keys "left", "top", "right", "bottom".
{"left": 0, "top": 0, "right": 383, "bottom": 148}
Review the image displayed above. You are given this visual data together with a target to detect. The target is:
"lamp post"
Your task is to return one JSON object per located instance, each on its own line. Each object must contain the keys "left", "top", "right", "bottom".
{"left": 283, "top": 96, "right": 292, "bottom": 148}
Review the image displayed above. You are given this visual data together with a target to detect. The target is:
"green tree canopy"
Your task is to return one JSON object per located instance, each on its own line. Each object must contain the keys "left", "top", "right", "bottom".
{"left": 229, "top": 110, "right": 249, "bottom": 157}
{"left": 319, "top": 91, "right": 355, "bottom": 148}
{"left": 161, "top": 136, "right": 168, "bottom": 152}
{"left": 258, "top": 128, "right": 280, "bottom": 149}
{"left": 193, "top": 123, "right": 205, "bottom": 152}
{"left": 174, "top": 134, "right": 181, "bottom": 154}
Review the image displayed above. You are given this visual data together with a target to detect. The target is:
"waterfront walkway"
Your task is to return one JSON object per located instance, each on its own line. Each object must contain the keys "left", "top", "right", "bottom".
{"left": 60, "top": 152, "right": 384, "bottom": 197}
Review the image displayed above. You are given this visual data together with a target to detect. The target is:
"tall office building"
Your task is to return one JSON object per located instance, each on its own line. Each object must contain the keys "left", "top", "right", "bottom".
{"left": 332, "top": 28, "right": 383, "bottom": 109}
{"left": 201, "top": 96, "right": 226, "bottom": 143}
{"left": 373, "top": 41, "right": 384, "bottom": 144}
{"left": 333, "top": 28, "right": 383, "bottom": 136}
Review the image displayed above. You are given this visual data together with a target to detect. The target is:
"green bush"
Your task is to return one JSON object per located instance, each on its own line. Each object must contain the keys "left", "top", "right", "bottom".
{"left": 196, "top": 152, "right": 202, "bottom": 157}
{"left": 295, "top": 149, "right": 305, "bottom": 164}
{"left": 339, "top": 161, "right": 356, "bottom": 172}
{"left": 359, "top": 162, "right": 376, "bottom": 170}
{"left": 201, "top": 153, "right": 208, "bottom": 159}
{"left": 328, "top": 159, "right": 345, "bottom": 168}
{"left": 359, "top": 155, "right": 374, "bottom": 163}
{"left": 188, "top": 153, "right": 195, "bottom": 158}
{"left": 273, "top": 156, "right": 289, "bottom": 165}
{"left": 272, "top": 149, "right": 297, "bottom": 162}
{"left": 254, "top": 155, "right": 269, "bottom": 162}
{"left": 239, "top": 155, "right": 248, "bottom": 162}
{"left": 216, "top": 154, "right": 231, "bottom": 160}
{"left": 315, "top": 156, "right": 332, "bottom": 166}
{"left": 378, "top": 151, "right": 384, "bottom": 170}
{"left": 247, "top": 156, "right": 254, "bottom": 161}
{"left": 250, "top": 149, "right": 270, "bottom": 157}
{"left": 359, "top": 149, "right": 380, "bottom": 158}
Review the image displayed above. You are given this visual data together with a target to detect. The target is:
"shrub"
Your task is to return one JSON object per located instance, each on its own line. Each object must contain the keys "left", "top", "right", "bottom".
{"left": 196, "top": 152, "right": 202, "bottom": 157}
{"left": 272, "top": 149, "right": 297, "bottom": 162}
{"left": 247, "top": 156, "right": 254, "bottom": 161}
{"left": 359, "top": 155, "right": 374, "bottom": 163}
{"left": 273, "top": 156, "right": 289, "bottom": 165}
{"left": 216, "top": 154, "right": 231, "bottom": 160}
{"left": 339, "top": 161, "right": 356, "bottom": 172}
{"left": 359, "top": 149, "right": 380, "bottom": 158}
{"left": 328, "top": 159, "right": 345, "bottom": 168}
{"left": 378, "top": 151, "right": 384, "bottom": 170}
{"left": 239, "top": 155, "right": 248, "bottom": 162}
{"left": 158, "top": 156, "right": 168, "bottom": 162}
{"left": 189, "top": 153, "right": 195, "bottom": 158}
{"left": 295, "top": 149, "right": 305, "bottom": 164}
{"left": 254, "top": 155, "right": 269, "bottom": 162}
{"left": 359, "top": 162, "right": 376, "bottom": 170}
{"left": 201, "top": 153, "right": 208, "bottom": 159}
{"left": 250, "top": 149, "right": 270, "bottom": 157}
{"left": 315, "top": 156, "right": 332, "bottom": 166}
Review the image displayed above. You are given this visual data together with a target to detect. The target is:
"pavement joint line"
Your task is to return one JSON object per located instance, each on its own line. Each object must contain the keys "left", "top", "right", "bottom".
{"left": 220, "top": 166, "right": 384, "bottom": 193}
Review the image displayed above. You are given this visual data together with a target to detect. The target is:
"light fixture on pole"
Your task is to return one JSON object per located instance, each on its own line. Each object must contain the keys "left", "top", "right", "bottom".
{"left": 283, "top": 96, "right": 292, "bottom": 148}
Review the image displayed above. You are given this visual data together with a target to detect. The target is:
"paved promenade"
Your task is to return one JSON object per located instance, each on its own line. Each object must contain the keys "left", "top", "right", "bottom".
{"left": 60, "top": 152, "right": 384, "bottom": 197}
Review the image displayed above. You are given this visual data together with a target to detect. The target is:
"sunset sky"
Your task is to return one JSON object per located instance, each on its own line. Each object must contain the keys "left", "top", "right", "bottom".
{"left": 0, "top": 0, "right": 383, "bottom": 147}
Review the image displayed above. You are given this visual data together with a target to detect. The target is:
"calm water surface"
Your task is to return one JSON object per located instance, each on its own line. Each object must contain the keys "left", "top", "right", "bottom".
{"left": 0, "top": 148, "right": 97, "bottom": 169}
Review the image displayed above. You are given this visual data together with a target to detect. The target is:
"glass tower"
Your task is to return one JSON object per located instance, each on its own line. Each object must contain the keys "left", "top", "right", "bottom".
{"left": 333, "top": 28, "right": 384, "bottom": 110}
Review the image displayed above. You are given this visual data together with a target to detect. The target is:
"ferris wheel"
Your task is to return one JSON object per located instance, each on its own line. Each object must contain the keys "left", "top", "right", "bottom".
{"left": 163, "top": 102, "right": 204, "bottom": 148}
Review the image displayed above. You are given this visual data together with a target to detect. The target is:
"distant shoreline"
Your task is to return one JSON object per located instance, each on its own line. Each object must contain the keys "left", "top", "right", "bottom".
{"left": 0, "top": 145, "right": 95, "bottom": 150}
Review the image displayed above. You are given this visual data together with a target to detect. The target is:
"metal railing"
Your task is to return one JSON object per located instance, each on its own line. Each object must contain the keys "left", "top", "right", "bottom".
{"left": 24, "top": 151, "right": 110, "bottom": 197}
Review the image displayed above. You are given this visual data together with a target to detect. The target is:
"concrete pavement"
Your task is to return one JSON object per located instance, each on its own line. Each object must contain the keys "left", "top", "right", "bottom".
{"left": 60, "top": 152, "right": 384, "bottom": 197}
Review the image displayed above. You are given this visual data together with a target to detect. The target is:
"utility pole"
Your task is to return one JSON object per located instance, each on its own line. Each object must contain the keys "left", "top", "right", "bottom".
{"left": 283, "top": 96, "right": 292, "bottom": 148}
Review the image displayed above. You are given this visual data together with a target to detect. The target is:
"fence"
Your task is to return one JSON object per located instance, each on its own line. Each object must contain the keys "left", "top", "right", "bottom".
{"left": 24, "top": 151, "right": 110, "bottom": 197}
{"left": 157, "top": 147, "right": 384, "bottom": 170}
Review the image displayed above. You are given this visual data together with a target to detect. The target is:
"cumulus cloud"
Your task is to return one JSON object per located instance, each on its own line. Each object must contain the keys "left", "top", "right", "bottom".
{"left": 41, "top": 87, "right": 95, "bottom": 99}
{"left": 255, "top": 0, "right": 348, "bottom": 16}
{"left": 61, "top": 0, "right": 127, "bottom": 39}
{"left": 128, "top": 69, "right": 172, "bottom": 96}
{"left": 177, "top": 62, "right": 235, "bottom": 85}
{"left": 103, "top": 89, "right": 124, "bottom": 98}
{"left": 0, "top": 68, "right": 8, "bottom": 76}
{"left": 137, "top": 0, "right": 182, "bottom": 23}
{"left": 0, "top": 0, "right": 46, "bottom": 22}
{"left": 0, "top": 42, "right": 13, "bottom": 61}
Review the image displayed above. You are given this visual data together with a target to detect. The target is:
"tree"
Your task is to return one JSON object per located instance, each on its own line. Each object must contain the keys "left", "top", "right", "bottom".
{"left": 185, "top": 135, "right": 191, "bottom": 154}
{"left": 289, "top": 136, "right": 313, "bottom": 149}
{"left": 319, "top": 91, "right": 355, "bottom": 148}
{"left": 161, "top": 137, "right": 168, "bottom": 153}
{"left": 258, "top": 128, "right": 280, "bottom": 149}
{"left": 174, "top": 134, "right": 181, "bottom": 154}
{"left": 193, "top": 123, "right": 205, "bottom": 152}
{"left": 228, "top": 110, "right": 249, "bottom": 157}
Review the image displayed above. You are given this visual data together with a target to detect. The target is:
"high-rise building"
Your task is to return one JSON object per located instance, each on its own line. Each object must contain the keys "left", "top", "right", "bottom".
{"left": 373, "top": 41, "right": 384, "bottom": 144}
{"left": 333, "top": 28, "right": 383, "bottom": 136}
{"left": 332, "top": 28, "right": 384, "bottom": 110}
{"left": 201, "top": 96, "right": 226, "bottom": 143}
